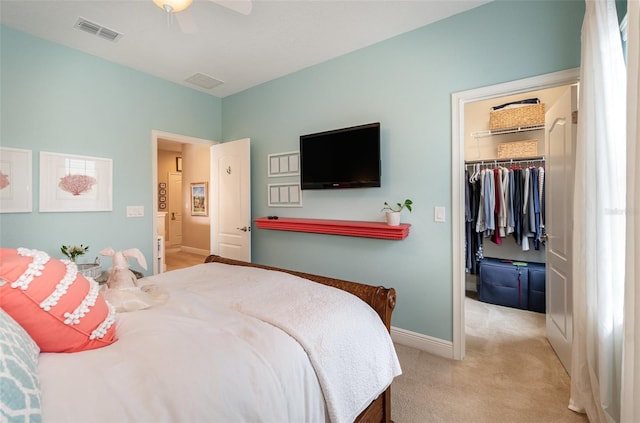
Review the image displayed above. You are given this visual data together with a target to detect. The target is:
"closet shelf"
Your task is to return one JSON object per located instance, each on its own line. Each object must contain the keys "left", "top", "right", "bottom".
{"left": 471, "top": 124, "right": 544, "bottom": 139}
{"left": 465, "top": 156, "right": 545, "bottom": 165}
{"left": 254, "top": 217, "right": 411, "bottom": 240}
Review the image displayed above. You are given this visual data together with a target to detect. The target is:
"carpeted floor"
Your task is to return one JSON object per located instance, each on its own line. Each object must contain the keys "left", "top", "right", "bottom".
{"left": 390, "top": 295, "right": 589, "bottom": 423}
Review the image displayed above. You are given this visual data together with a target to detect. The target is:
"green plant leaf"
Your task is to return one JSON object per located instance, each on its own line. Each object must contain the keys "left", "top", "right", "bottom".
{"left": 382, "top": 198, "right": 413, "bottom": 212}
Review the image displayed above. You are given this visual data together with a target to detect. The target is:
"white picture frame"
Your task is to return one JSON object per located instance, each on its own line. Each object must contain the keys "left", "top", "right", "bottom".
{"left": 268, "top": 151, "right": 300, "bottom": 177}
{"left": 0, "top": 147, "right": 32, "bottom": 213}
{"left": 39, "top": 151, "right": 113, "bottom": 212}
{"left": 190, "top": 182, "right": 208, "bottom": 216}
{"left": 268, "top": 183, "right": 302, "bottom": 207}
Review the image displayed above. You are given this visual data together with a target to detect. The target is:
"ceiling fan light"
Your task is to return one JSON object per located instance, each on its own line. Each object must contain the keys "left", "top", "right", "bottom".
{"left": 152, "top": 0, "right": 192, "bottom": 13}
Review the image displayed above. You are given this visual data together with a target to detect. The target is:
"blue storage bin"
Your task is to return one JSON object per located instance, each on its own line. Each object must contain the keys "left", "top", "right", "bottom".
{"left": 478, "top": 258, "right": 529, "bottom": 310}
{"left": 527, "top": 262, "right": 546, "bottom": 313}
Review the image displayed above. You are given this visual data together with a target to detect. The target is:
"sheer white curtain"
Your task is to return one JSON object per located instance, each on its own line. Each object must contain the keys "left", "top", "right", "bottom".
{"left": 569, "top": 1, "right": 627, "bottom": 422}
{"left": 621, "top": 1, "right": 639, "bottom": 422}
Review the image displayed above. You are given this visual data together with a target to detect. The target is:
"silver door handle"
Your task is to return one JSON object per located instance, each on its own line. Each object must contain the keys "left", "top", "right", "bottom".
{"left": 236, "top": 226, "right": 250, "bottom": 232}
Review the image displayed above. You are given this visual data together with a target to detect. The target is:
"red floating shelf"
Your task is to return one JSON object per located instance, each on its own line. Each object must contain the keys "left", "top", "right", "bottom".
{"left": 254, "top": 217, "right": 410, "bottom": 240}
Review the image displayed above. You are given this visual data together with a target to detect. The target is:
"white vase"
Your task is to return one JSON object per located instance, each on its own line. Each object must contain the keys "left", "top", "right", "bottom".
{"left": 385, "top": 211, "right": 401, "bottom": 226}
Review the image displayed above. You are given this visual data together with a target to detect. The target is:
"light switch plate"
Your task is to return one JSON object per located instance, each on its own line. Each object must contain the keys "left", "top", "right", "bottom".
{"left": 126, "top": 206, "right": 144, "bottom": 217}
{"left": 434, "top": 206, "right": 446, "bottom": 222}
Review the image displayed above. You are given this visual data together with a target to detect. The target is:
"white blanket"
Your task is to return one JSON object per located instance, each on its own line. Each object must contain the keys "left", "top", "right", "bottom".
{"left": 168, "top": 263, "right": 402, "bottom": 423}
{"left": 38, "top": 262, "right": 401, "bottom": 423}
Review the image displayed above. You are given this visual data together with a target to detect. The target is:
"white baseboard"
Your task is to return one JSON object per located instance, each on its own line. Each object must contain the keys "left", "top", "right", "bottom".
{"left": 391, "top": 326, "right": 454, "bottom": 359}
{"left": 179, "top": 246, "right": 210, "bottom": 256}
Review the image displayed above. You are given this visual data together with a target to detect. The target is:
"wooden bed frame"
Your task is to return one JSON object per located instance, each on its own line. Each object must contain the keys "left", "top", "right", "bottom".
{"left": 204, "top": 255, "right": 397, "bottom": 423}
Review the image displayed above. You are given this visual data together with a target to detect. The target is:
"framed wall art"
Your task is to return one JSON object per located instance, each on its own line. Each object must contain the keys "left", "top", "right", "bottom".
{"left": 158, "top": 182, "right": 167, "bottom": 210}
{"left": 268, "top": 151, "right": 299, "bottom": 177}
{"left": 0, "top": 147, "right": 32, "bottom": 213}
{"left": 190, "top": 182, "right": 208, "bottom": 216}
{"left": 39, "top": 151, "right": 113, "bottom": 212}
{"left": 268, "top": 183, "right": 302, "bottom": 207}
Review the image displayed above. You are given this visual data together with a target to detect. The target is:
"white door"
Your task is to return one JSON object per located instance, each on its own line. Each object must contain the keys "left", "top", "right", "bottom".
{"left": 168, "top": 172, "right": 183, "bottom": 246}
{"left": 545, "top": 85, "right": 577, "bottom": 373}
{"left": 210, "top": 138, "right": 251, "bottom": 261}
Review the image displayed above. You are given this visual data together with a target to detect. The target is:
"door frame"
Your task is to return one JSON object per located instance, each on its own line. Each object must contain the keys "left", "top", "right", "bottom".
{"left": 450, "top": 68, "right": 580, "bottom": 360}
{"left": 151, "top": 130, "right": 217, "bottom": 274}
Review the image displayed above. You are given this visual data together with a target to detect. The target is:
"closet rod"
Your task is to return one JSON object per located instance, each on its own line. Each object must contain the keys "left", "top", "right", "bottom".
{"left": 464, "top": 155, "right": 545, "bottom": 166}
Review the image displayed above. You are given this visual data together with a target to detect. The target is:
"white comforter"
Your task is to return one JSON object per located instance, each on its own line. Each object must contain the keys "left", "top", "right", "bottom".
{"left": 39, "top": 262, "right": 401, "bottom": 423}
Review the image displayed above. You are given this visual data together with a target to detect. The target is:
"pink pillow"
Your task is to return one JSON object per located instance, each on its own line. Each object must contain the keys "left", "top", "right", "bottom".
{"left": 0, "top": 248, "right": 117, "bottom": 352}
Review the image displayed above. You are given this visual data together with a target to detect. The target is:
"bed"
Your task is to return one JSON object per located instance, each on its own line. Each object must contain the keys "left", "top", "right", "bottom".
{"left": 0, "top": 250, "right": 400, "bottom": 423}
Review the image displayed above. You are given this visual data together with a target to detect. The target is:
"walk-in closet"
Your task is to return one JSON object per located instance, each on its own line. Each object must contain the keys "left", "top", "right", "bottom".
{"left": 463, "top": 83, "right": 577, "bottom": 372}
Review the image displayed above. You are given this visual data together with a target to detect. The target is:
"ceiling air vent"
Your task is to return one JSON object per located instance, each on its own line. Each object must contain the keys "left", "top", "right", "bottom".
{"left": 74, "top": 17, "right": 123, "bottom": 42}
{"left": 185, "top": 73, "right": 224, "bottom": 90}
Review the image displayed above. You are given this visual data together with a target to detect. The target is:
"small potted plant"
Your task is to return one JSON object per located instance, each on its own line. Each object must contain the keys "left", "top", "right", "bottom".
{"left": 382, "top": 199, "right": 413, "bottom": 226}
{"left": 61, "top": 244, "right": 89, "bottom": 262}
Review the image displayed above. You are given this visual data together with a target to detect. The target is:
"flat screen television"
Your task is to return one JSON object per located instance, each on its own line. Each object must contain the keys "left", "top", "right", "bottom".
{"left": 300, "top": 122, "right": 381, "bottom": 190}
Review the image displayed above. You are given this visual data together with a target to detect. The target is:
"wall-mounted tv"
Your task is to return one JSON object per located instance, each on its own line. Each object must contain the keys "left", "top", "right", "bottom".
{"left": 300, "top": 122, "right": 381, "bottom": 190}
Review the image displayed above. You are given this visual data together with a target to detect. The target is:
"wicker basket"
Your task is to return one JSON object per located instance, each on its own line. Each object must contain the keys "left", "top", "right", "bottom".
{"left": 497, "top": 140, "right": 539, "bottom": 159}
{"left": 489, "top": 103, "right": 545, "bottom": 130}
{"left": 77, "top": 263, "right": 102, "bottom": 279}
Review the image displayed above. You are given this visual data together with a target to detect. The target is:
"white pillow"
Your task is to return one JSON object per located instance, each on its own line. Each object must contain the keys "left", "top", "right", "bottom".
{"left": 0, "top": 307, "right": 42, "bottom": 423}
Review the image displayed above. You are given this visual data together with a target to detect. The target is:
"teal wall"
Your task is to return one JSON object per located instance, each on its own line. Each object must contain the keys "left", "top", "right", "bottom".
{"left": 222, "top": 0, "right": 584, "bottom": 339}
{"left": 1, "top": 0, "right": 585, "bottom": 342}
{"left": 0, "top": 26, "right": 222, "bottom": 271}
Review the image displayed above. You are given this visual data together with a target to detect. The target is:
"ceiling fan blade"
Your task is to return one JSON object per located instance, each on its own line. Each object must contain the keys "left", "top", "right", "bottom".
{"left": 175, "top": 8, "right": 199, "bottom": 34}
{"left": 209, "top": 0, "right": 252, "bottom": 16}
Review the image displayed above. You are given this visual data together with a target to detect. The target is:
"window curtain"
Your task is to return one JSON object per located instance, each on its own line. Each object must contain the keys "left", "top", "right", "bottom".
{"left": 621, "top": 1, "right": 639, "bottom": 422}
{"left": 569, "top": 0, "right": 627, "bottom": 422}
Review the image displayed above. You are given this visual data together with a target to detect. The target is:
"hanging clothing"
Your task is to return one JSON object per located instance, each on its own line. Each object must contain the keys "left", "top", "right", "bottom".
{"left": 491, "top": 168, "right": 502, "bottom": 245}
{"left": 508, "top": 169, "right": 516, "bottom": 235}
{"left": 464, "top": 169, "right": 483, "bottom": 274}
{"left": 538, "top": 166, "right": 545, "bottom": 230}
{"left": 464, "top": 161, "right": 545, "bottom": 252}
{"left": 522, "top": 167, "right": 531, "bottom": 251}
{"left": 484, "top": 169, "right": 495, "bottom": 236}
{"left": 476, "top": 169, "right": 486, "bottom": 234}
{"left": 512, "top": 167, "right": 523, "bottom": 246}
{"left": 465, "top": 170, "right": 472, "bottom": 272}
{"left": 529, "top": 167, "right": 542, "bottom": 250}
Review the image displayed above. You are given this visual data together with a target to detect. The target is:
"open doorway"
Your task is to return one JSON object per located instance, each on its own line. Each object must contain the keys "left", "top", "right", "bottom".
{"left": 451, "top": 68, "right": 580, "bottom": 361}
{"left": 157, "top": 140, "right": 183, "bottom": 248}
{"left": 462, "top": 84, "right": 577, "bottom": 377}
{"left": 151, "top": 130, "right": 217, "bottom": 274}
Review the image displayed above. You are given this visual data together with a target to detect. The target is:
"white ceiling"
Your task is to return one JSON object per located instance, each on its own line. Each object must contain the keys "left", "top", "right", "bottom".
{"left": 0, "top": 0, "right": 491, "bottom": 98}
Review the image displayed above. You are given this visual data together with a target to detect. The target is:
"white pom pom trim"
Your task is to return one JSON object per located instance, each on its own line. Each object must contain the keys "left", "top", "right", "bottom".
{"left": 63, "top": 278, "right": 101, "bottom": 325}
{"left": 90, "top": 301, "right": 116, "bottom": 340}
{"left": 13, "top": 248, "right": 50, "bottom": 290}
{"left": 40, "top": 260, "right": 78, "bottom": 311}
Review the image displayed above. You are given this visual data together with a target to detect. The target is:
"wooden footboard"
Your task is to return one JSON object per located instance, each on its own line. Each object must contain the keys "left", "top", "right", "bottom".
{"left": 204, "top": 255, "right": 396, "bottom": 423}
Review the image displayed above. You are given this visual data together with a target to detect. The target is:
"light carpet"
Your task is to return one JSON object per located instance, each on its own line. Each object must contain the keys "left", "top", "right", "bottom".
{"left": 390, "top": 296, "right": 588, "bottom": 423}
